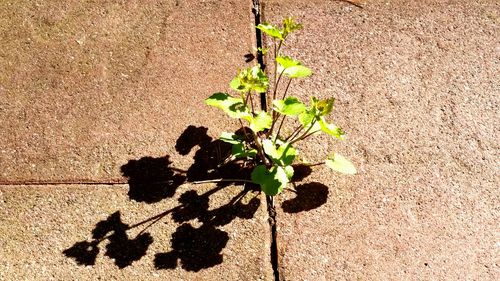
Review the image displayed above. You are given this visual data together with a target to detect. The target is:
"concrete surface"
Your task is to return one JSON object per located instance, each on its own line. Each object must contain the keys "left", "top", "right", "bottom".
{"left": 263, "top": 0, "right": 499, "bottom": 280}
{"left": 0, "top": 0, "right": 255, "bottom": 182}
{"left": 0, "top": 184, "right": 273, "bottom": 280}
{"left": 0, "top": 1, "right": 274, "bottom": 280}
{"left": 1, "top": 0, "right": 499, "bottom": 280}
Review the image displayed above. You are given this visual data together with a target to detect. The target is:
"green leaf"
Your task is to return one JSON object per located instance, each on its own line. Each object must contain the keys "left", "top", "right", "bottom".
{"left": 316, "top": 98, "right": 335, "bottom": 116}
{"left": 206, "top": 93, "right": 251, "bottom": 119}
{"left": 229, "top": 77, "right": 244, "bottom": 92}
{"left": 249, "top": 111, "right": 272, "bottom": 132}
{"left": 231, "top": 143, "right": 257, "bottom": 158}
{"left": 325, "top": 153, "right": 356, "bottom": 175}
{"left": 230, "top": 65, "right": 269, "bottom": 93}
{"left": 272, "top": 97, "right": 306, "bottom": 116}
{"left": 262, "top": 139, "right": 297, "bottom": 166}
{"left": 282, "top": 17, "right": 303, "bottom": 37}
{"left": 256, "top": 23, "right": 283, "bottom": 40}
{"left": 276, "top": 56, "right": 312, "bottom": 79}
{"left": 220, "top": 132, "right": 243, "bottom": 144}
{"left": 277, "top": 141, "right": 297, "bottom": 166}
{"left": 298, "top": 110, "right": 315, "bottom": 127}
{"left": 318, "top": 117, "right": 345, "bottom": 139}
{"left": 276, "top": 56, "right": 301, "bottom": 69}
{"left": 284, "top": 165, "right": 294, "bottom": 180}
{"left": 251, "top": 165, "right": 289, "bottom": 196}
{"left": 257, "top": 47, "right": 269, "bottom": 55}
{"left": 283, "top": 65, "right": 312, "bottom": 78}
{"left": 262, "top": 139, "right": 279, "bottom": 161}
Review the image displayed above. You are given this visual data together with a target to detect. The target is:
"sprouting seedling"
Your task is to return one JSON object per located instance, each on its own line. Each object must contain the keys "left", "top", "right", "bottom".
{"left": 205, "top": 17, "right": 356, "bottom": 196}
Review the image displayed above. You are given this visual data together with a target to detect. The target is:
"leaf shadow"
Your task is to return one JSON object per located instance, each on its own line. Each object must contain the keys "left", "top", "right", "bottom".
{"left": 281, "top": 182, "right": 329, "bottom": 213}
{"left": 64, "top": 125, "right": 261, "bottom": 271}
{"left": 63, "top": 211, "right": 153, "bottom": 269}
{"left": 120, "top": 155, "right": 186, "bottom": 204}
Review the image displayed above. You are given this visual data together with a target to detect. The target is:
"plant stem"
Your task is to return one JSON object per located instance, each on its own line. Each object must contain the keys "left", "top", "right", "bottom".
{"left": 272, "top": 71, "right": 285, "bottom": 101}
{"left": 306, "top": 162, "right": 326, "bottom": 167}
{"left": 290, "top": 119, "right": 317, "bottom": 145}
{"left": 274, "top": 114, "right": 286, "bottom": 141}
{"left": 249, "top": 92, "right": 255, "bottom": 113}
{"left": 290, "top": 129, "right": 320, "bottom": 145}
{"left": 192, "top": 178, "right": 254, "bottom": 184}
{"left": 273, "top": 39, "right": 277, "bottom": 86}
{"left": 254, "top": 134, "right": 270, "bottom": 167}
{"left": 285, "top": 125, "right": 304, "bottom": 142}
{"left": 239, "top": 119, "right": 250, "bottom": 139}
{"left": 267, "top": 110, "right": 281, "bottom": 138}
{"left": 241, "top": 93, "right": 246, "bottom": 106}
{"left": 294, "top": 130, "right": 320, "bottom": 144}
{"left": 281, "top": 79, "right": 292, "bottom": 100}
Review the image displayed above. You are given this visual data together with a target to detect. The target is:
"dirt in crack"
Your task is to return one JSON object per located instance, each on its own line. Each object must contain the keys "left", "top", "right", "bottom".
{"left": 266, "top": 195, "right": 280, "bottom": 281}
{"left": 252, "top": 0, "right": 267, "bottom": 111}
{"left": 253, "top": 1, "right": 279, "bottom": 279}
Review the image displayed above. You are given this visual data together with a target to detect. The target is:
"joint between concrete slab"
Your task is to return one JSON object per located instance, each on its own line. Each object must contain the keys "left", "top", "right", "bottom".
{"left": 252, "top": 1, "right": 280, "bottom": 280}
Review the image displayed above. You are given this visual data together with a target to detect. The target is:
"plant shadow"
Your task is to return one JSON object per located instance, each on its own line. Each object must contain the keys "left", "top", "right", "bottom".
{"left": 120, "top": 155, "right": 186, "bottom": 203}
{"left": 281, "top": 182, "right": 329, "bottom": 213}
{"left": 64, "top": 125, "right": 328, "bottom": 271}
{"left": 64, "top": 125, "right": 260, "bottom": 271}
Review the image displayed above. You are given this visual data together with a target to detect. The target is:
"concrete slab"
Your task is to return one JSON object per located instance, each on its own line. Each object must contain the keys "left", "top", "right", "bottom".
{"left": 0, "top": 183, "right": 273, "bottom": 280}
{"left": 0, "top": 0, "right": 256, "bottom": 182}
{"left": 262, "top": 0, "right": 499, "bottom": 279}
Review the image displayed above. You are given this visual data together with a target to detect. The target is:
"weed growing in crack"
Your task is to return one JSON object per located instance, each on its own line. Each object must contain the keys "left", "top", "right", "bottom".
{"left": 206, "top": 17, "right": 356, "bottom": 196}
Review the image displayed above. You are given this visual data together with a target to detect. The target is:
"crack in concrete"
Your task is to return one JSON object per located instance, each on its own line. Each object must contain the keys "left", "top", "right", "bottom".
{"left": 252, "top": 1, "right": 280, "bottom": 280}
{"left": 0, "top": 180, "right": 127, "bottom": 185}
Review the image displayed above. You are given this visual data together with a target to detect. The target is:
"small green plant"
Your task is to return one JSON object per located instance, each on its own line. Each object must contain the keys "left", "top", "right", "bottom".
{"left": 205, "top": 17, "right": 356, "bottom": 196}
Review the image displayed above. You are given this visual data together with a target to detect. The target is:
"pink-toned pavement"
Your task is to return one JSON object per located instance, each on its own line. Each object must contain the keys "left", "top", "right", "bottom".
{"left": 0, "top": 0, "right": 274, "bottom": 280}
{"left": 0, "top": 0, "right": 256, "bottom": 182}
{"left": 1, "top": 0, "right": 499, "bottom": 280}
{"left": 263, "top": 0, "right": 499, "bottom": 280}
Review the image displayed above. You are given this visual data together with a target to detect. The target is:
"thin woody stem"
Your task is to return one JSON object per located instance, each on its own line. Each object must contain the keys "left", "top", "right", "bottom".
{"left": 281, "top": 79, "right": 292, "bottom": 100}
{"left": 285, "top": 125, "right": 304, "bottom": 142}
{"left": 249, "top": 92, "right": 255, "bottom": 113}
{"left": 290, "top": 119, "right": 317, "bottom": 145}
{"left": 192, "top": 178, "right": 254, "bottom": 184}
{"left": 274, "top": 115, "right": 286, "bottom": 141}
{"left": 291, "top": 130, "right": 320, "bottom": 144}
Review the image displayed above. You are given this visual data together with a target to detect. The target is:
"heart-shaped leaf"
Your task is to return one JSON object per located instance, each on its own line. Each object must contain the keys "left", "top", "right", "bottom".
{"left": 251, "top": 165, "right": 289, "bottom": 196}
{"left": 284, "top": 165, "right": 294, "bottom": 180}
{"left": 326, "top": 153, "right": 356, "bottom": 175}
{"left": 206, "top": 93, "right": 251, "bottom": 119}
{"left": 220, "top": 132, "right": 244, "bottom": 144}
{"left": 262, "top": 139, "right": 297, "bottom": 166}
{"left": 276, "top": 56, "right": 301, "bottom": 69}
{"left": 231, "top": 143, "right": 257, "bottom": 158}
{"left": 316, "top": 98, "right": 335, "bottom": 116}
{"left": 256, "top": 23, "right": 283, "bottom": 40}
{"left": 276, "top": 56, "right": 312, "bottom": 79}
{"left": 298, "top": 110, "right": 315, "bottom": 127}
{"left": 273, "top": 97, "right": 306, "bottom": 116}
{"left": 283, "top": 65, "right": 312, "bottom": 78}
{"left": 318, "top": 117, "right": 344, "bottom": 139}
{"left": 230, "top": 65, "right": 269, "bottom": 93}
{"left": 282, "top": 17, "right": 303, "bottom": 37}
{"left": 249, "top": 111, "right": 272, "bottom": 132}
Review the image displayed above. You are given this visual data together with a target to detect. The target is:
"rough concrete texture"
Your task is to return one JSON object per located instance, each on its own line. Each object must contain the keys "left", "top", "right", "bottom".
{"left": 0, "top": 0, "right": 256, "bottom": 182}
{"left": 0, "top": 184, "right": 273, "bottom": 280}
{"left": 263, "top": 0, "right": 499, "bottom": 280}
